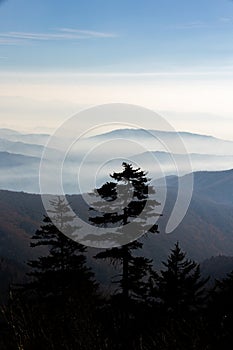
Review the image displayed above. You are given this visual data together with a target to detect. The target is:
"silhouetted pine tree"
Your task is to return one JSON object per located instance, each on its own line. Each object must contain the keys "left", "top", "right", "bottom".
{"left": 88, "top": 163, "right": 161, "bottom": 349}
{"left": 151, "top": 242, "right": 208, "bottom": 316}
{"left": 27, "top": 197, "right": 96, "bottom": 299}
{"left": 8, "top": 197, "right": 101, "bottom": 350}
{"left": 89, "top": 163, "right": 160, "bottom": 304}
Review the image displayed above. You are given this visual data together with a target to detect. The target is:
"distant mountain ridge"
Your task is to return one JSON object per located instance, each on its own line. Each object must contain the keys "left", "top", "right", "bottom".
{"left": 0, "top": 127, "right": 232, "bottom": 194}
{"left": 89, "top": 127, "right": 233, "bottom": 144}
{"left": 0, "top": 151, "right": 40, "bottom": 167}
{"left": 162, "top": 169, "right": 233, "bottom": 205}
{"left": 0, "top": 138, "right": 46, "bottom": 157}
{"left": 0, "top": 128, "right": 50, "bottom": 146}
{"left": 89, "top": 128, "right": 233, "bottom": 156}
{"left": 91, "top": 128, "right": 222, "bottom": 142}
{"left": 2, "top": 127, "right": 233, "bottom": 153}
{"left": 132, "top": 151, "right": 233, "bottom": 175}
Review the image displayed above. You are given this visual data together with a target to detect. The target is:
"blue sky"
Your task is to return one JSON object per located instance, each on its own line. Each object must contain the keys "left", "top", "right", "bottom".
{"left": 0, "top": 0, "right": 233, "bottom": 139}
{"left": 1, "top": 0, "right": 233, "bottom": 71}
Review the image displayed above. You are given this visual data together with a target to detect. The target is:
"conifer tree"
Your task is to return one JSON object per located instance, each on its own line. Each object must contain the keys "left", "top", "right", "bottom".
{"left": 151, "top": 242, "right": 208, "bottom": 316}
{"left": 27, "top": 196, "right": 96, "bottom": 299}
{"left": 89, "top": 163, "right": 160, "bottom": 304}
{"left": 8, "top": 197, "right": 100, "bottom": 349}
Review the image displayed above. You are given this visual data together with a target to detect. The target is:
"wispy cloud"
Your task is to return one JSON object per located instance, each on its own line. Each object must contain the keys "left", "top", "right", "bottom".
{"left": 0, "top": 28, "right": 117, "bottom": 45}
{"left": 59, "top": 28, "right": 116, "bottom": 38}
{"left": 173, "top": 21, "right": 209, "bottom": 29}
{"left": 0, "top": 38, "right": 25, "bottom": 45}
{"left": 172, "top": 18, "right": 233, "bottom": 30}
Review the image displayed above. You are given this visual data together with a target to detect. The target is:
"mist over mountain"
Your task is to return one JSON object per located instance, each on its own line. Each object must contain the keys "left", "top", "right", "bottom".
{"left": 0, "top": 129, "right": 21, "bottom": 136}
{"left": 0, "top": 138, "right": 48, "bottom": 158}
{"left": 2, "top": 127, "right": 233, "bottom": 155}
{"left": 0, "top": 151, "right": 40, "bottom": 167}
{"left": 89, "top": 128, "right": 233, "bottom": 156}
{"left": 0, "top": 128, "right": 50, "bottom": 146}
{"left": 0, "top": 152, "right": 41, "bottom": 193}
{"left": 132, "top": 151, "right": 233, "bottom": 177}
{"left": 0, "top": 127, "right": 232, "bottom": 194}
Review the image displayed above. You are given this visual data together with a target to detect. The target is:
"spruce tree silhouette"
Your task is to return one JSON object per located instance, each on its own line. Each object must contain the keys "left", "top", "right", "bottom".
{"left": 88, "top": 163, "right": 161, "bottom": 348}
{"left": 28, "top": 196, "right": 96, "bottom": 300}
{"left": 151, "top": 242, "right": 209, "bottom": 317}
{"left": 11, "top": 197, "right": 99, "bottom": 349}
{"left": 89, "top": 163, "right": 160, "bottom": 303}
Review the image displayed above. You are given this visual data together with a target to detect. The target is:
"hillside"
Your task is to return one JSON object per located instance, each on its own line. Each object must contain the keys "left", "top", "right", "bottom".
{"left": 201, "top": 255, "right": 233, "bottom": 282}
{"left": 0, "top": 168, "right": 232, "bottom": 267}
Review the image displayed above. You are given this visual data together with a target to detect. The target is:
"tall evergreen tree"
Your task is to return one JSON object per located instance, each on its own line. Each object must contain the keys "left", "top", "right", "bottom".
{"left": 8, "top": 197, "right": 100, "bottom": 350}
{"left": 89, "top": 163, "right": 161, "bottom": 304}
{"left": 27, "top": 196, "right": 96, "bottom": 299}
{"left": 86, "top": 163, "right": 161, "bottom": 349}
{"left": 86, "top": 163, "right": 163, "bottom": 350}
{"left": 151, "top": 242, "right": 208, "bottom": 316}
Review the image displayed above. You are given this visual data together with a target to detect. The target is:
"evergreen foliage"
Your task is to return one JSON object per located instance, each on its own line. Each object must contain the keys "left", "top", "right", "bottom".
{"left": 90, "top": 163, "right": 160, "bottom": 305}
{"left": 151, "top": 242, "right": 209, "bottom": 316}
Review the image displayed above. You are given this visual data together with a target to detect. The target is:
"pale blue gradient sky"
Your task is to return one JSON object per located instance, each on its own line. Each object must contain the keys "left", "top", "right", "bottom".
{"left": 0, "top": 0, "right": 233, "bottom": 139}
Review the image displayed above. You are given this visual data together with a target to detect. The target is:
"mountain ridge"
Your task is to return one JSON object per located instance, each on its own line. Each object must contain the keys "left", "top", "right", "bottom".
{"left": 89, "top": 127, "right": 233, "bottom": 143}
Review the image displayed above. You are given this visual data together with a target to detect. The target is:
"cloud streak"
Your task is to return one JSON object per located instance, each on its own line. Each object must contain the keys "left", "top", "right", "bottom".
{"left": 171, "top": 18, "right": 233, "bottom": 30}
{"left": 0, "top": 28, "right": 117, "bottom": 45}
{"left": 174, "top": 21, "right": 209, "bottom": 29}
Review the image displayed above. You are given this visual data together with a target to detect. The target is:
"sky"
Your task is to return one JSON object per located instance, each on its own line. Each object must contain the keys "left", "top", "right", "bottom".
{"left": 0, "top": 0, "right": 233, "bottom": 139}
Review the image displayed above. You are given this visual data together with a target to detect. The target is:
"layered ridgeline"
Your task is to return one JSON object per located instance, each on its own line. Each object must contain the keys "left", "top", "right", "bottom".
{"left": 0, "top": 168, "right": 232, "bottom": 268}
{"left": 0, "top": 128, "right": 233, "bottom": 193}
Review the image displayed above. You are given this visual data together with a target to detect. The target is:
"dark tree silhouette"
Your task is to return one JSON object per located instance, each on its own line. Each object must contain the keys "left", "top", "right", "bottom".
{"left": 27, "top": 196, "right": 96, "bottom": 299}
{"left": 7, "top": 197, "right": 100, "bottom": 350}
{"left": 89, "top": 163, "right": 160, "bottom": 304}
{"left": 95, "top": 240, "right": 153, "bottom": 303}
{"left": 87, "top": 163, "right": 161, "bottom": 350}
{"left": 151, "top": 242, "right": 209, "bottom": 316}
